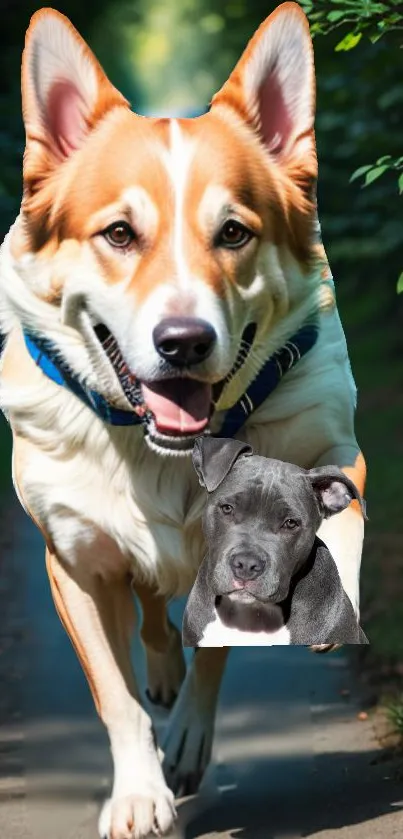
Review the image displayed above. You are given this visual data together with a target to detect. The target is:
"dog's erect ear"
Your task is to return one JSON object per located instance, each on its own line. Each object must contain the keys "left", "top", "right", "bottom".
{"left": 210, "top": 3, "right": 316, "bottom": 172}
{"left": 307, "top": 466, "right": 367, "bottom": 519}
{"left": 21, "top": 9, "right": 128, "bottom": 195}
{"left": 192, "top": 437, "right": 253, "bottom": 493}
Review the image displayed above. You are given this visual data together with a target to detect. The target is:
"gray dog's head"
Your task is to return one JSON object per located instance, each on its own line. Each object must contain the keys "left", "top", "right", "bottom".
{"left": 192, "top": 436, "right": 366, "bottom": 606}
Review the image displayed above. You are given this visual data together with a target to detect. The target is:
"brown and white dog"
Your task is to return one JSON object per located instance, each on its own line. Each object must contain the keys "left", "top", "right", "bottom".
{"left": 0, "top": 3, "right": 366, "bottom": 837}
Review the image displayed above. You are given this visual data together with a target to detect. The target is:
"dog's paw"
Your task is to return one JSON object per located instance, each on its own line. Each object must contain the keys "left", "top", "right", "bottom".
{"left": 162, "top": 670, "right": 214, "bottom": 797}
{"left": 98, "top": 786, "right": 176, "bottom": 839}
{"left": 310, "top": 644, "right": 342, "bottom": 654}
{"left": 144, "top": 621, "right": 186, "bottom": 710}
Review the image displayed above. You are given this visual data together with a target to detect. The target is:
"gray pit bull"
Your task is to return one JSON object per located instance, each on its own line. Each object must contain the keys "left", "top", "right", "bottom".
{"left": 183, "top": 437, "right": 369, "bottom": 647}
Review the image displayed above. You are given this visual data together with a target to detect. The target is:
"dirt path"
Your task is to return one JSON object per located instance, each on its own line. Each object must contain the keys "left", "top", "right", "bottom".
{"left": 0, "top": 500, "right": 402, "bottom": 839}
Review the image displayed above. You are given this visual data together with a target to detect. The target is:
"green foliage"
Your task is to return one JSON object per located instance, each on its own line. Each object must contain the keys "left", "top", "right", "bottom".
{"left": 302, "top": 0, "right": 403, "bottom": 289}
{"left": 350, "top": 155, "right": 403, "bottom": 191}
{"left": 300, "top": 0, "right": 403, "bottom": 47}
{"left": 335, "top": 31, "right": 363, "bottom": 51}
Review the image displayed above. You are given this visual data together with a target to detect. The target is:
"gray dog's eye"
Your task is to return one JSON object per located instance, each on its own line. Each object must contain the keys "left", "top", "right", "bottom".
{"left": 220, "top": 503, "right": 234, "bottom": 515}
{"left": 282, "top": 518, "right": 300, "bottom": 530}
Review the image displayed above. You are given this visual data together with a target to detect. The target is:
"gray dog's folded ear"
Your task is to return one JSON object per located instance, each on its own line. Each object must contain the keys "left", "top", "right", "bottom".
{"left": 307, "top": 465, "right": 367, "bottom": 519}
{"left": 192, "top": 436, "right": 253, "bottom": 492}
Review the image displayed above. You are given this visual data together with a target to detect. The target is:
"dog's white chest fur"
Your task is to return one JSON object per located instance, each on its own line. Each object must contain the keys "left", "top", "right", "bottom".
{"left": 199, "top": 611, "right": 291, "bottom": 646}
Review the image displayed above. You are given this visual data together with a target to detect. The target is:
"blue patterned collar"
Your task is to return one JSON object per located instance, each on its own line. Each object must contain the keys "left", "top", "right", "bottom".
{"left": 23, "top": 331, "right": 141, "bottom": 426}
{"left": 22, "top": 321, "right": 319, "bottom": 437}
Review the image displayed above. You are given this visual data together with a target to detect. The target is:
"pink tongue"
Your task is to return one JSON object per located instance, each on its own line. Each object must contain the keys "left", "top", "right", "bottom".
{"left": 141, "top": 380, "right": 212, "bottom": 434}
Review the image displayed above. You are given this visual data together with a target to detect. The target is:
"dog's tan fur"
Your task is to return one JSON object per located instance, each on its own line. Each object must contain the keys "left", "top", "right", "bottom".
{"left": 0, "top": 4, "right": 366, "bottom": 837}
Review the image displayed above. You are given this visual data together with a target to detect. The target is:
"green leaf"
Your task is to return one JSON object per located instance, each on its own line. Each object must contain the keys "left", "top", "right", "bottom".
{"left": 398, "top": 173, "right": 403, "bottom": 194}
{"left": 310, "top": 22, "right": 325, "bottom": 36}
{"left": 335, "top": 31, "right": 363, "bottom": 51}
{"left": 397, "top": 273, "right": 403, "bottom": 294}
{"left": 370, "top": 31, "right": 385, "bottom": 43}
{"left": 376, "top": 156, "right": 392, "bottom": 165}
{"left": 350, "top": 165, "right": 373, "bottom": 182}
{"left": 367, "top": 3, "right": 389, "bottom": 11}
{"left": 363, "top": 165, "right": 388, "bottom": 185}
{"left": 327, "top": 11, "right": 347, "bottom": 22}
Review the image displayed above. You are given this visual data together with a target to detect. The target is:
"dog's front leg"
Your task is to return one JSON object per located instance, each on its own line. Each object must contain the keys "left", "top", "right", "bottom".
{"left": 46, "top": 549, "right": 176, "bottom": 839}
{"left": 163, "top": 646, "right": 229, "bottom": 796}
{"left": 311, "top": 446, "right": 366, "bottom": 652}
{"left": 134, "top": 582, "right": 186, "bottom": 710}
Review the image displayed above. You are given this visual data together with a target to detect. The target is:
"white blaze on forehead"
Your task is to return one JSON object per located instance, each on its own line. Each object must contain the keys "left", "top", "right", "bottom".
{"left": 164, "top": 119, "right": 195, "bottom": 288}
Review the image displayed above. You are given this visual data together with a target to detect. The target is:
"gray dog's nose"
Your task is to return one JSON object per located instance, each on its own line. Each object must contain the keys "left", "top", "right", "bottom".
{"left": 153, "top": 317, "right": 217, "bottom": 367}
{"left": 230, "top": 553, "right": 266, "bottom": 582}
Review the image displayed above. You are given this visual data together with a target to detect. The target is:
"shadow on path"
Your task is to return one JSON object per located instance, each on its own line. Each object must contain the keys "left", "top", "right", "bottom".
{"left": 180, "top": 748, "right": 403, "bottom": 838}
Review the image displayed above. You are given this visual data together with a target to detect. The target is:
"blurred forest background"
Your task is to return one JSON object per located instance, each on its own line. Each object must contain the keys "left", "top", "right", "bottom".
{"left": 0, "top": 1, "right": 402, "bottom": 676}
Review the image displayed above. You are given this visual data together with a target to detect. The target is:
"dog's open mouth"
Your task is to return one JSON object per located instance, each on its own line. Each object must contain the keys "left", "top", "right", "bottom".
{"left": 93, "top": 322, "right": 256, "bottom": 450}
{"left": 141, "top": 378, "right": 212, "bottom": 435}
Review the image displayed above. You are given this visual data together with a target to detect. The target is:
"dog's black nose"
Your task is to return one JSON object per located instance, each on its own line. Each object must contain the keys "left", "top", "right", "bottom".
{"left": 153, "top": 317, "right": 216, "bottom": 367}
{"left": 229, "top": 553, "right": 266, "bottom": 582}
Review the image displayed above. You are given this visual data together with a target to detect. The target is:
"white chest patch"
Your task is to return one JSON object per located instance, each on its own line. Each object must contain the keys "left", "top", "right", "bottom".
{"left": 199, "top": 612, "right": 291, "bottom": 647}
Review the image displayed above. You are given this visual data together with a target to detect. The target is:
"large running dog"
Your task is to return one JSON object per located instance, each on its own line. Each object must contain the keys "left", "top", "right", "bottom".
{"left": 0, "top": 3, "right": 366, "bottom": 838}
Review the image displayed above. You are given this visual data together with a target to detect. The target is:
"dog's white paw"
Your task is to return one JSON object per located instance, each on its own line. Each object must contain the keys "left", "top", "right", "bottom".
{"left": 162, "top": 669, "right": 214, "bottom": 797}
{"left": 98, "top": 785, "right": 176, "bottom": 839}
{"left": 144, "top": 621, "right": 186, "bottom": 710}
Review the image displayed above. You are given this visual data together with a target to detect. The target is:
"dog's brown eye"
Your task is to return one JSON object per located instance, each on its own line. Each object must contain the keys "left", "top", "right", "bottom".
{"left": 217, "top": 220, "right": 253, "bottom": 250}
{"left": 282, "top": 518, "right": 299, "bottom": 530}
{"left": 103, "top": 222, "right": 135, "bottom": 249}
{"left": 221, "top": 503, "right": 233, "bottom": 515}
